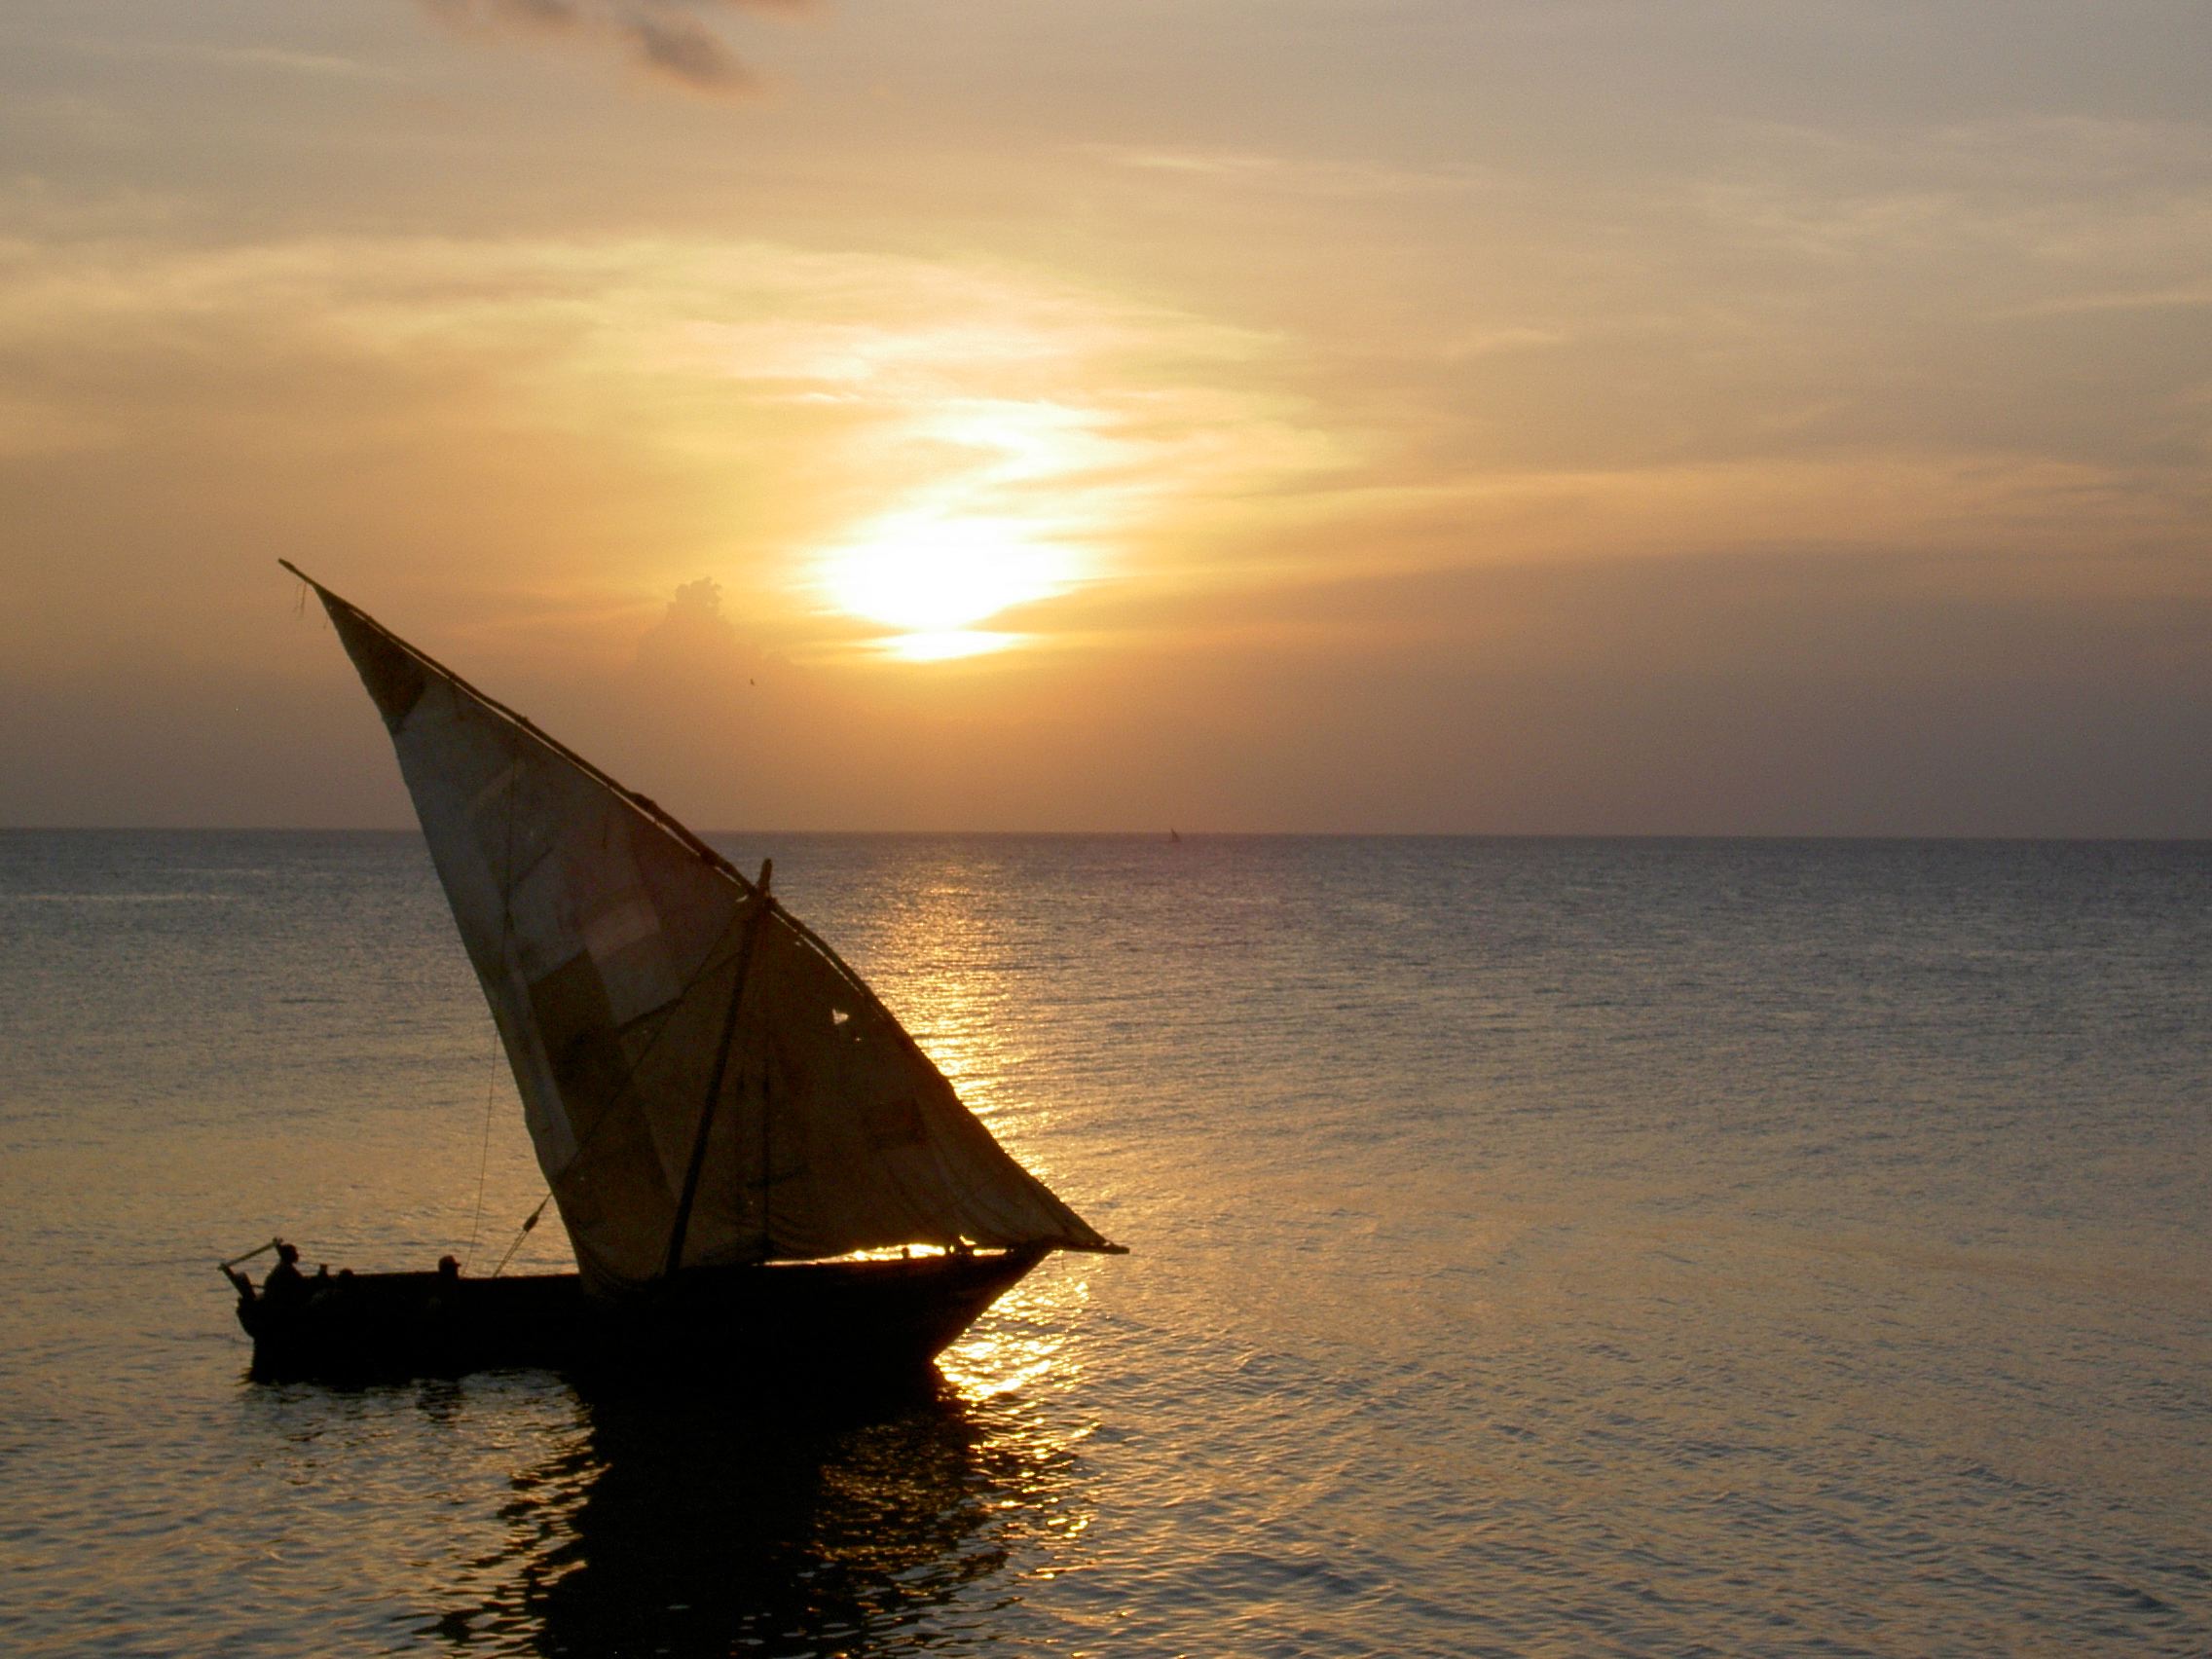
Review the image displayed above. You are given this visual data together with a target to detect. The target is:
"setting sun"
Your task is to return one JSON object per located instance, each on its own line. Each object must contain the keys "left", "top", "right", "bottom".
{"left": 817, "top": 513, "right": 1083, "bottom": 653}
{"left": 877, "top": 630, "right": 1022, "bottom": 662}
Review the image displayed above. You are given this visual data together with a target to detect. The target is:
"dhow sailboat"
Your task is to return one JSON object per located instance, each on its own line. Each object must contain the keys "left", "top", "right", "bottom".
{"left": 227, "top": 566, "right": 1122, "bottom": 1382}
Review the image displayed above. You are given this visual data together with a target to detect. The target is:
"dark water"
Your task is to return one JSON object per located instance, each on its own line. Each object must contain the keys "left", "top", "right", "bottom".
{"left": 1, "top": 830, "right": 2207, "bottom": 1656}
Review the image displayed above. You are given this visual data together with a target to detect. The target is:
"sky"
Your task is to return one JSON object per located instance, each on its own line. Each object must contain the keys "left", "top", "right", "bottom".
{"left": 2, "top": 0, "right": 2207, "bottom": 833}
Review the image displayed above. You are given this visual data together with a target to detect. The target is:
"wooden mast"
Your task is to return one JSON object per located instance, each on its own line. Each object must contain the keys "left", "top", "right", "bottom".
{"left": 662, "top": 859, "right": 773, "bottom": 1279}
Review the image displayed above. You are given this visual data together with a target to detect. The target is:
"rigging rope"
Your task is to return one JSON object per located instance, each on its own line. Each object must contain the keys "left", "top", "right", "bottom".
{"left": 490, "top": 1194, "right": 550, "bottom": 1278}
{"left": 461, "top": 1018, "right": 502, "bottom": 1272}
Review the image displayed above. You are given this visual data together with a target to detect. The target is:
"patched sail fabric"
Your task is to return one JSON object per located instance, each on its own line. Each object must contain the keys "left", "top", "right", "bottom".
{"left": 296, "top": 571, "right": 1111, "bottom": 1296}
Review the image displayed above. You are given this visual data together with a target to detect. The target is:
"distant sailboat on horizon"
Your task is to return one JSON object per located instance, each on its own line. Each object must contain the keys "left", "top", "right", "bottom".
{"left": 226, "top": 565, "right": 1123, "bottom": 1382}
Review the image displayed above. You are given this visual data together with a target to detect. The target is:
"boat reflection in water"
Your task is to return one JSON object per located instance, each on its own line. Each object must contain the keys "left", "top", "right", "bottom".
{"left": 424, "top": 1285, "right": 1093, "bottom": 1656}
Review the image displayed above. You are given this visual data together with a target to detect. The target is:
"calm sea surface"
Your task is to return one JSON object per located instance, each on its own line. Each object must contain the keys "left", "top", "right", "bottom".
{"left": 1, "top": 831, "right": 2207, "bottom": 1657}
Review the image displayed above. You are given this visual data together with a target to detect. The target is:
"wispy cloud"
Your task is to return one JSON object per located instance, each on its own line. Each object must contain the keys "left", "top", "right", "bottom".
{"left": 1687, "top": 115, "right": 2212, "bottom": 269}
{"left": 416, "top": 0, "right": 808, "bottom": 95}
{"left": 1085, "top": 143, "right": 1501, "bottom": 201}
{"left": 1996, "top": 283, "right": 2212, "bottom": 319}
{"left": 64, "top": 38, "right": 407, "bottom": 83}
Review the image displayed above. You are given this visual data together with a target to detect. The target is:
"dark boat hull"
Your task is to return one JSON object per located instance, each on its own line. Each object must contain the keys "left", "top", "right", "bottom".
{"left": 236, "top": 1245, "right": 1051, "bottom": 1384}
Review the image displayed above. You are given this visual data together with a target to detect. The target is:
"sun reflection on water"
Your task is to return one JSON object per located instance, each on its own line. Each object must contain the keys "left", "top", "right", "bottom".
{"left": 861, "top": 879, "right": 1027, "bottom": 1121}
{"left": 388, "top": 843, "right": 1097, "bottom": 1652}
{"left": 388, "top": 848, "right": 1102, "bottom": 1652}
{"left": 937, "top": 1270, "right": 1091, "bottom": 1403}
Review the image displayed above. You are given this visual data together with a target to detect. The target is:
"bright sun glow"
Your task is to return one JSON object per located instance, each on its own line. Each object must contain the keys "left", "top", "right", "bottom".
{"left": 807, "top": 394, "right": 1135, "bottom": 660}
{"left": 880, "top": 629, "right": 1022, "bottom": 662}
{"left": 820, "top": 513, "right": 1081, "bottom": 637}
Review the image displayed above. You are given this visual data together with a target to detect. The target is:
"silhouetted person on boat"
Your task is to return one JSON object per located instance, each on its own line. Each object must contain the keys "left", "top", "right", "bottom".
{"left": 261, "top": 1242, "right": 306, "bottom": 1306}
{"left": 428, "top": 1254, "right": 461, "bottom": 1316}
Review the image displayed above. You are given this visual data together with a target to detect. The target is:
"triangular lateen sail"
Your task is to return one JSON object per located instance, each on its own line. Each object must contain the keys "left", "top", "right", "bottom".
{"left": 286, "top": 565, "right": 1116, "bottom": 1297}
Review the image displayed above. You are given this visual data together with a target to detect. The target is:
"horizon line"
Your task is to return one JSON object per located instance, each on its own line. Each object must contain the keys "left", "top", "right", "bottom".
{"left": 3, "top": 826, "right": 2207, "bottom": 845}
